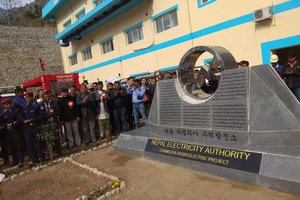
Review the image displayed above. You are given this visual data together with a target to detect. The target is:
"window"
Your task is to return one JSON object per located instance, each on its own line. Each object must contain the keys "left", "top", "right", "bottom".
{"left": 81, "top": 47, "right": 92, "bottom": 61}
{"left": 75, "top": 8, "right": 85, "bottom": 20}
{"left": 125, "top": 23, "right": 144, "bottom": 44}
{"left": 154, "top": 10, "right": 178, "bottom": 33}
{"left": 63, "top": 19, "right": 71, "bottom": 29}
{"left": 100, "top": 38, "right": 114, "bottom": 54}
{"left": 69, "top": 54, "right": 78, "bottom": 66}
{"left": 197, "top": 0, "right": 216, "bottom": 8}
{"left": 94, "top": 0, "right": 105, "bottom": 6}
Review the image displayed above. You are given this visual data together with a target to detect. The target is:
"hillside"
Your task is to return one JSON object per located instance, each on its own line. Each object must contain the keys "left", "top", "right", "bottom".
{"left": 0, "top": 0, "right": 55, "bottom": 27}
{"left": 0, "top": 25, "right": 63, "bottom": 86}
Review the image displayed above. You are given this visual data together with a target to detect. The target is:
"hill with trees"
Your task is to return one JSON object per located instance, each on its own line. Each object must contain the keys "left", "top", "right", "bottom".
{"left": 0, "top": 0, "right": 55, "bottom": 27}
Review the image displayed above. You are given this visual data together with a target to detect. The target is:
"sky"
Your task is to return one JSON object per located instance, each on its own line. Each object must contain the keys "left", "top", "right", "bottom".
{"left": 21, "top": 0, "right": 35, "bottom": 6}
{"left": 0, "top": 0, "right": 35, "bottom": 8}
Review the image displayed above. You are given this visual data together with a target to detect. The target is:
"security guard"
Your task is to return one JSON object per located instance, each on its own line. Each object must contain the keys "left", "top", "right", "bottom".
{"left": 23, "top": 92, "right": 44, "bottom": 165}
{"left": 0, "top": 100, "right": 10, "bottom": 166}
{"left": 0, "top": 98, "right": 24, "bottom": 167}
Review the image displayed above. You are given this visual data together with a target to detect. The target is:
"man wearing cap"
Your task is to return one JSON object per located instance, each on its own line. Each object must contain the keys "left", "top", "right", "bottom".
{"left": 0, "top": 98, "right": 24, "bottom": 167}
{"left": 57, "top": 88, "right": 81, "bottom": 148}
{"left": 13, "top": 86, "right": 27, "bottom": 109}
{"left": 284, "top": 51, "right": 300, "bottom": 101}
{"left": 270, "top": 55, "right": 284, "bottom": 78}
{"left": 77, "top": 84, "right": 97, "bottom": 144}
{"left": 23, "top": 92, "right": 44, "bottom": 165}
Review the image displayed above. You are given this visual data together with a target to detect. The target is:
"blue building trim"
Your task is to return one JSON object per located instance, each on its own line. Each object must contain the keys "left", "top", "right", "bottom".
{"left": 151, "top": 5, "right": 179, "bottom": 22}
{"left": 261, "top": 34, "right": 300, "bottom": 64}
{"left": 99, "top": 36, "right": 113, "bottom": 44}
{"left": 80, "top": 0, "right": 145, "bottom": 41}
{"left": 197, "top": 0, "right": 217, "bottom": 9}
{"left": 42, "top": 0, "right": 69, "bottom": 19}
{"left": 75, "top": 8, "right": 86, "bottom": 18}
{"left": 204, "top": 58, "right": 213, "bottom": 64}
{"left": 73, "top": 0, "right": 300, "bottom": 73}
{"left": 130, "top": 71, "right": 150, "bottom": 77}
{"left": 56, "top": 0, "right": 115, "bottom": 40}
{"left": 123, "top": 22, "right": 143, "bottom": 33}
{"left": 159, "top": 66, "right": 178, "bottom": 72}
{"left": 55, "top": 0, "right": 145, "bottom": 40}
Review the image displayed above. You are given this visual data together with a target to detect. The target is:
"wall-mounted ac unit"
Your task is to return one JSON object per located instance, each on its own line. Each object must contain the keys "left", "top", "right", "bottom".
{"left": 253, "top": 6, "right": 273, "bottom": 22}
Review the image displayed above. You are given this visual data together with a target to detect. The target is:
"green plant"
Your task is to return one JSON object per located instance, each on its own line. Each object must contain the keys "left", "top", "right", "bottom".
{"left": 91, "top": 187, "right": 104, "bottom": 198}
{"left": 76, "top": 196, "right": 88, "bottom": 200}
{"left": 100, "top": 120, "right": 111, "bottom": 133}
{"left": 39, "top": 120, "right": 56, "bottom": 161}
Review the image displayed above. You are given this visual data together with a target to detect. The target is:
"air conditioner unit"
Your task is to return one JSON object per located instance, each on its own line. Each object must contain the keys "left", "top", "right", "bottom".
{"left": 253, "top": 6, "right": 273, "bottom": 22}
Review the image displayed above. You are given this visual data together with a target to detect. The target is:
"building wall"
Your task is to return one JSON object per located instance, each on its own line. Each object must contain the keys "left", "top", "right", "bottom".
{"left": 54, "top": 0, "right": 300, "bottom": 83}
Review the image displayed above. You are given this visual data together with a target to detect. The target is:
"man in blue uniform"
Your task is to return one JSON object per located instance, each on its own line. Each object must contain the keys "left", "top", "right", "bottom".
{"left": 0, "top": 98, "right": 24, "bottom": 167}
{"left": 23, "top": 92, "right": 44, "bottom": 165}
{"left": 13, "top": 86, "right": 27, "bottom": 109}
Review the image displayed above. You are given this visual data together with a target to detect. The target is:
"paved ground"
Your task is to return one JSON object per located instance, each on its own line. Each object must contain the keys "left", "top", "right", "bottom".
{"left": 0, "top": 145, "right": 299, "bottom": 200}
{"left": 75, "top": 146, "right": 300, "bottom": 200}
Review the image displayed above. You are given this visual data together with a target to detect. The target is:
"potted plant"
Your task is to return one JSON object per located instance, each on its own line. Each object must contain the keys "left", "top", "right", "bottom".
{"left": 39, "top": 119, "right": 56, "bottom": 161}
{"left": 100, "top": 120, "right": 112, "bottom": 140}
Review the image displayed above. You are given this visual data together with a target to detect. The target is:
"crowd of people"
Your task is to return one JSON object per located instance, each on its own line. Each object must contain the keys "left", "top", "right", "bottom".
{"left": 1, "top": 51, "right": 299, "bottom": 169}
{"left": 269, "top": 51, "right": 300, "bottom": 101}
{"left": 0, "top": 77, "right": 162, "bottom": 168}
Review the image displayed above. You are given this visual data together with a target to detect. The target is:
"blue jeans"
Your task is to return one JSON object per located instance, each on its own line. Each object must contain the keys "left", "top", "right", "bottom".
{"left": 133, "top": 103, "right": 148, "bottom": 129}
{"left": 291, "top": 88, "right": 300, "bottom": 102}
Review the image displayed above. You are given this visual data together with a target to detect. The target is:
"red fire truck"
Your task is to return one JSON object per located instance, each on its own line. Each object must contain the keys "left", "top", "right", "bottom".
{"left": 22, "top": 73, "right": 80, "bottom": 94}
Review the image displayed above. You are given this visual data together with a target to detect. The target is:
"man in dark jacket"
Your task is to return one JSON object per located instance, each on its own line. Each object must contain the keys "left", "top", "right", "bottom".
{"left": 41, "top": 91, "right": 62, "bottom": 155}
{"left": 284, "top": 51, "right": 300, "bottom": 101}
{"left": 0, "top": 114, "right": 9, "bottom": 166}
{"left": 58, "top": 88, "right": 81, "bottom": 148}
{"left": 77, "top": 84, "right": 97, "bottom": 144}
{"left": 110, "top": 81, "right": 128, "bottom": 133}
{"left": 0, "top": 98, "right": 24, "bottom": 167}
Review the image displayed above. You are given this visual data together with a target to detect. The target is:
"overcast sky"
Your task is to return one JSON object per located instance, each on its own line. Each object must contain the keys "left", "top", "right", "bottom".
{"left": 21, "top": 0, "right": 35, "bottom": 6}
{"left": 0, "top": 0, "right": 35, "bottom": 8}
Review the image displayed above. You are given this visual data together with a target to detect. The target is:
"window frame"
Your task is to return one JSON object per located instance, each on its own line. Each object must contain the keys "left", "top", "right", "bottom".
{"left": 63, "top": 18, "right": 72, "bottom": 29}
{"left": 99, "top": 36, "right": 114, "bottom": 54}
{"left": 197, "top": 0, "right": 217, "bottom": 9}
{"left": 80, "top": 46, "right": 93, "bottom": 61}
{"left": 123, "top": 22, "right": 144, "bottom": 45}
{"left": 93, "top": 0, "right": 105, "bottom": 7}
{"left": 151, "top": 5, "right": 179, "bottom": 34}
{"left": 75, "top": 8, "right": 86, "bottom": 20}
{"left": 68, "top": 53, "right": 78, "bottom": 66}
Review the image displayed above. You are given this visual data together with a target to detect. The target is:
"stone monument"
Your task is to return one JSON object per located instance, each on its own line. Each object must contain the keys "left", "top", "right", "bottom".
{"left": 114, "top": 46, "right": 300, "bottom": 195}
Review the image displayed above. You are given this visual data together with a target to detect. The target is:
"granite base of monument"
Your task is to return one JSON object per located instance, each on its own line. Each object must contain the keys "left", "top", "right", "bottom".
{"left": 114, "top": 46, "right": 300, "bottom": 195}
{"left": 114, "top": 127, "right": 300, "bottom": 195}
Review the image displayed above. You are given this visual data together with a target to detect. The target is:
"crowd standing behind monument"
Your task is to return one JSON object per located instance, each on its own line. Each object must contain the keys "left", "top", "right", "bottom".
{"left": 0, "top": 51, "right": 299, "bottom": 168}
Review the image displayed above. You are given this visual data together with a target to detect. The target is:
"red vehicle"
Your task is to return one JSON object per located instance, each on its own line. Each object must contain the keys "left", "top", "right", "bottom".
{"left": 22, "top": 73, "right": 80, "bottom": 94}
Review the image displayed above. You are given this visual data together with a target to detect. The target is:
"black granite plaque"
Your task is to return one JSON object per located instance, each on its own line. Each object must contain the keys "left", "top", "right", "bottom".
{"left": 145, "top": 139, "right": 262, "bottom": 173}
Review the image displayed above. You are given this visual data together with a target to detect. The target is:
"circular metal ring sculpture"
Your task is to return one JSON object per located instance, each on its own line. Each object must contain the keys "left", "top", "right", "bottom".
{"left": 178, "top": 46, "right": 237, "bottom": 100}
